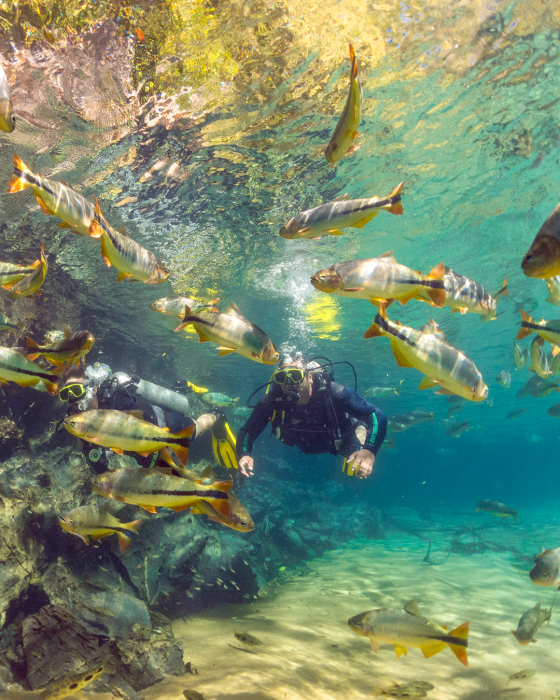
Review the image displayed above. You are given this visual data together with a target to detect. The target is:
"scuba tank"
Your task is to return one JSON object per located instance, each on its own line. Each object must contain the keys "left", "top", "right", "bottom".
{"left": 108, "top": 372, "right": 191, "bottom": 416}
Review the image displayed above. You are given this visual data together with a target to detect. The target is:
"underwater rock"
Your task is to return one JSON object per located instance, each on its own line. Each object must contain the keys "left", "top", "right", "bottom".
{"left": 113, "top": 636, "right": 187, "bottom": 691}
{"left": 0, "top": 416, "right": 27, "bottom": 458}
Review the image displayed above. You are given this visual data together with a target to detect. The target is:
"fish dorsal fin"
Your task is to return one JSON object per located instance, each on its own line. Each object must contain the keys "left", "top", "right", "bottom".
{"left": 378, "top": 250, "right": 397, "bottom": 264}
{"left": 226, "top": 302, "right": 242, "bottom": 317}
{"left": 421, "top": 319, "right": 446, "bottom": 338}
{"left": 444, "top": 266, "right": 456, "bottom": 275}
{"left": 333, "top": 193, "right": 351, "bottom": 202}
{"left": 118, "top": 223, "right": 128, "bottom": 236}
{"left": 403, "top": 599, "right": 421, "bottom": 616}
{"left": 62, "top": 324, "right": 73, "bottom": 339}
{"left": 201, "top": 465, "right": 217, "bottom": 479}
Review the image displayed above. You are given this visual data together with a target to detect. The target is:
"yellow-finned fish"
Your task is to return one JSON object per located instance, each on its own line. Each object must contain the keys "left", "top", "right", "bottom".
{"left": 91, "top": 466, "right": 232, "bottom": 517}
{"left": 529, "top": 336, "right": 552, "bottom": 380}
{"left": 59, "top": 504, "right": 144, "bottom": 553}
{"left": 348, "top": 599, "right": 469, "bottom": 666}
{"left": 26, "top": 326, "right": 94, "bottom": 366}
{"left": 0, "top": 258, "right": 41, "bottom": 290}
{"left": 38, "top": 658, "right": 110, "bottom": 700}
{"left": 416, "top": 267, "right": 508, "bottom": 321}
{"left": 175, "top": 302, "right": 280, "bottom": 365}
{"left": 0, "top": 313, "right": 18, "bottom": 332}
{"left": 530, "top": 547, "right": 560, "bottom": 589}
{"left": 521, "top": 203, "right": 560, "bottom": 279}
{"left": 517, "top": 309, "right": 560, "bottom": 345}
{"left": 513, "top": 341, "right": 528, "bottom": 370}
{"left": 279, "top": 182, "right": 403, "bottom": 240}
{"left": 62, "top": 409, "right": 195, "bottom": 465}
{"left": 192, "top": 492, "right": 254, "bottom": 532}
{"left": 9, "top": 242, "right": 47, "bottom": 298}
{"left": 311, "top": 252, "right": 445, "bottom": 307}
{"left": 89, "top": 197, "right": 169, "bottom": 284}
{"left": 0, "top": 62, "right": 15, "bottom": 133}
{"left": 7, "top": 154, "right": 95, "bottom": 236}
{"left": 545, "top": 275, "right": 560, "bottom": 306}
{"left": 364, "top": 302, "right": 488, "bottom": 402}
{"left": 511, "top": 600, "right": 553, "bottom": 645}
{"left": 325, "top": 43, "right": 362, "bottom": 163}
{"left": 150, "top": 296, "right": 220, "bottom": 317}
{"left": 0, "top": 346, "right": 63, "bottom": 394}
{"left": 186, "top": 381, "right": 209, "bottom": 393}
{"left": 475, "top": 500, "right": 517, "bottom": 522}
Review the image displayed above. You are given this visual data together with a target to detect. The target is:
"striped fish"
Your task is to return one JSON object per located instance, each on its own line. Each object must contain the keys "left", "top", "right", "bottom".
{"left": 150, "top": 295, "right": 220, "bottom": 317}
{"left": 417, "top": 267, "right": 508, "bottom": 321}
{"left": 348, "top": 599, "right": 469, "bottom": 666}
{"left": 90, "top": 467, "right": 232, "bottom": 517}
{"left": 175, "top": 302, "right": 280, "bottom": 365}
{"left": 545, "top": 275, "right": 560, "bottom": 306}
{"left": 0, "top": 313, "right": 18, "bottom": 332}
{"left": 37, "top": 659, "right": 109, "bottom": 700}
{"left": 521, "top": 203, "right": 560, "bottom": 279}
{"left": 26, "top": 326, "right": 95, "bottom": 366}
{"left": 325, "top": 43, "right": 362, "bottom": 163}
{"left": 529, "top": 336, "right": 551, "bottom": 380}
{"left": 63, "top": 409, "right": 195, "bottom": 465}
{"left": 0, "top": 61, "right": 15, "bottom": 133}
{"left": 89, "top": 197, "right": 169, "bottom": 284}
{"left": 310, "top": 251, "right": 446, "bottom": 307}
{"left": 59, "top": 504, "right": 143, "bottom": 553}
{"left": 8, "top": 242, "right": 47, "bottom": 298}
{"left": 7, "top": 154, "right": 95, "bottom": 236}
{"left": 280, "top": 182, "right": 403, "bottom": 240}
{"left": 513, "top": 341, "right": 529, "bottom": 370}
{"left": 0, "top": 346, "right": 63, "bottom": 394}
{"left": 0, "top": 259, "right": 41, "bottom": 290}
{"left": 364, "top": 302, "right": 488, "bottom": 401}
{"left": 517, "top": 309, "right": 560, "bottom": 345}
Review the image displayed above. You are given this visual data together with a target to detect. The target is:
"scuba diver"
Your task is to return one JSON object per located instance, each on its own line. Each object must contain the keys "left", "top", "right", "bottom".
{"left": 58, "top": 362, "right": 237, "bottom": 474}
{"left": 236, "top": 356, "right": 388, "bottom": 479}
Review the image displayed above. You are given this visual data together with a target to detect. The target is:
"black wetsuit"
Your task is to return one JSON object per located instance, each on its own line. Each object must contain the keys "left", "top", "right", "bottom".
{"left": 236, "top": 375, "right": 387, "bottom": 460}
{"left": 73, "top": 379, "right": 194, "bottom": 475}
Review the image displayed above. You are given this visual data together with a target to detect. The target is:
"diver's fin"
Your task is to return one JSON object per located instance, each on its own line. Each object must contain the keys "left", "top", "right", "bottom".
{"left": 211, "top": 418, "right": 238, "bottom": 469}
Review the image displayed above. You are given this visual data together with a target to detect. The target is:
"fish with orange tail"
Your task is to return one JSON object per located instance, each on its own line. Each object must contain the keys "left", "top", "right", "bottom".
{"left": 62, "top": 409, "right": 195, "bottom": 465}
{"left": 0, "top": 346, "right": 64, "bottom": 394}
{"left": 8, "top": 242, "right": 47, "bottom": 298}
{"left": 7, "top": 154, "right": 95, "bottom": 236}
{"left": 348, "top": 599, "right": 469, "bottom": 666}
{"left": 90, "top": 466, "right": 232, "bottom": 517}
{"left": 280, "top": 182, "right": 403, "bottom": 240}
{"left": 364, "top": 302, "right": 488, "bottom": 401}
{"left": 0, "top": 258, "right": 41, "bottom": 291}
{"left": 26, "top": 326, "right": 94, "bottom": 366}
{"left": 89, "top": 197, "right": 169, "bottom": 284}
{"left": 59, "top": 504, "right": 144, "bottom": 553}
{"left": 517, "top": 309, "right": 560, "bottom": 345}
{"left": 325, "top": 43, "right": 362, "bottom": 163}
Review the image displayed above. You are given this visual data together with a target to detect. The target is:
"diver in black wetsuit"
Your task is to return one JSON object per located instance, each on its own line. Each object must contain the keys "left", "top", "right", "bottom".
{"left": 58, "top": 362, "right": 230, "bottom": 474}
{"left": 236, "top": 357, "right": 387, "bottom": 480}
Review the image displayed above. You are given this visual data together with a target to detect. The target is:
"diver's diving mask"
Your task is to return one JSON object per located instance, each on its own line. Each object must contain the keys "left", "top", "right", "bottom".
{"left": 71, "top": 362, "right": 113, "bottom": 411}
{"left": 273, "top": 368, "right": 306, "bottom": 385}
{"left": 58, "top": 383, "right": 86, "bottom": 402}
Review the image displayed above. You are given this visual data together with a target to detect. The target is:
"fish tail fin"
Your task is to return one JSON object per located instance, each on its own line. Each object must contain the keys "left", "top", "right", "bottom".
{"left": 117, "top": 532, "right": 132, "bottom": 553}
{"left": 25, "top": 336, "right": 41, "bottom": 360}
{"left": 493, "top": 277, "right": 508, "bottom": 299}
{"left": 448, "top": 622, "right": 469, "bottom": 667}
{"left": 88, "top": 195, "right": 105, "bottom": 238}
{"left": 364, "top": 301, "right": 388, "bottom": 339}
{"left": 171, "top": 445, "right": 190, "bottom": 465}
{"left": 174, "top": 305, "right": 193, "bottom": 332}
{"left": 7, "top": 154, "right": 35, "bottom": 193}
{"left": 424, "top": 262, "right": 446, "bottom": 307}
{"left": 380, "top": 181, "right": 404, "bottom": 215}
{"left": 516, "top": 309, "right": 535, "bottom": 340}
{"left": 176, "top": 424, "right": 196, "bottom": 439}
{"left": 124, "top": 519, "right": 144, "bottom": 533}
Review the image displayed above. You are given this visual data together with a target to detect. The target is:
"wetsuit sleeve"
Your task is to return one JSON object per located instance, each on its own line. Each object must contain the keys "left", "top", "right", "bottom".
{"left": 236, "top": 401, "right": 274, "bottom": 457}
{"left": 338, "top": 387, "right": 388, "bottom": 455}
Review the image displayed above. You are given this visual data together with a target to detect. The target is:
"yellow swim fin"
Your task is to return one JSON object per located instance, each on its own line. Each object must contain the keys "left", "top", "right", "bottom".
{"left": 212, "top": 416, "right": 238, "bottom": 469}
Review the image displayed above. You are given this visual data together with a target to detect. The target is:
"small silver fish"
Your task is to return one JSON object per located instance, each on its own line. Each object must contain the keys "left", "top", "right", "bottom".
{"left": 507, "top": 669, "right": 535, "bottom": 685}
{"left": 511, "top": 600, "right": 553, "bottom": 645}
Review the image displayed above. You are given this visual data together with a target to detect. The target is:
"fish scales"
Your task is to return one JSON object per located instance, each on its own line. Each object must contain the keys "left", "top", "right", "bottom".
{"left": 0, "top": 347, "right": 60, "bottom": 393}
{"left": 0, "top": 261, "right": 40, "bottom": 288}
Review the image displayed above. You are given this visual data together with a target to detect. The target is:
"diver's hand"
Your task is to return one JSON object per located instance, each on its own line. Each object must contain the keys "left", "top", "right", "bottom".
{"left": 347, "top": 449, "right": 375, "bottom": 479}
{"left": 238, "top": 455, "right": 254, "bottom": 477}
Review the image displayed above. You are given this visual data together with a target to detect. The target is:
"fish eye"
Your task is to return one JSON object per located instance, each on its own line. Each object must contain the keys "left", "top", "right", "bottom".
{"left": 525, "top": 254, "right": 533, "bottom": 261}
{"left": 10, "top": 115, "right": 15, "bottom": 124}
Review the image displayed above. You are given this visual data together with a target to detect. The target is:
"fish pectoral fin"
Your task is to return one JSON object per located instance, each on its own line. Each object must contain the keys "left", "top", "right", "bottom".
{"left": 393, "top": 644, "right": 408, "bottom": 658}
{"left": 117, "top": 270, "right": 132, "bottom": 282}
{"left": 390, "top": 340, "right": 413, "bottom": 368}
{"left": 435, "top": 387, "right": 455, "bottom": 395}
{"left": 217, "top": 347, "right": 235, "bottom": 356}
{"left": 418, "top": 377, "right": 440, "bottom": 390}
{"left": 327, "top": 229, "right": 345, "bottom": 236}
{"left": 117, "top": 532, "right": 132, "bottom": 553}
{"left": 100, "top": 236, "right": 112, "bottom": 267}
{"left": 352, "top": 212, "right": 377, "bottom": 229}
{"left": 369, "top": 637, "right": 381, "bottom": 652}
{"left": 345, "top": 143, "right": 360, "bottom": 155}
{"left": 297, "top": 227, "right": 311, "bottom": 234}
{"left": 421, "top": 642, "right": 447, "bottom": 659}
